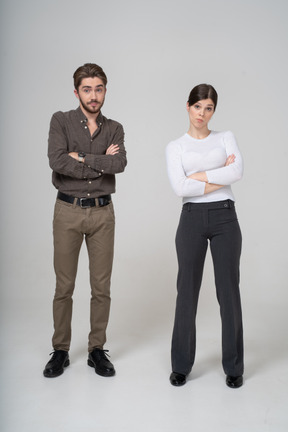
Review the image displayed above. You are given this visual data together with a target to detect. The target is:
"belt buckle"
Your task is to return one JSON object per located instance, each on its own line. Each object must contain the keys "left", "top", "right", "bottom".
{"left": 79, "top": 198, "right": 90, "bottom": 208}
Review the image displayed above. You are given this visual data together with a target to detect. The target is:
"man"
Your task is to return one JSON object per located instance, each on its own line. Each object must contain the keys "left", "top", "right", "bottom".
{"left": 44, "top": 63, "right": 127, "bottom": 378}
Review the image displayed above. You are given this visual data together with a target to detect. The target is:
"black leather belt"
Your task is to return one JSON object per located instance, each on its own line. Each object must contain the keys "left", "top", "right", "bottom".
{"left": 57, "top": 191, "right": 111, "bottom": 208}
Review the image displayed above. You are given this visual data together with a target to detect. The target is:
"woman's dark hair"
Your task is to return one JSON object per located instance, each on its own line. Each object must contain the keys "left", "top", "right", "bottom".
{"left": 187, "top": 84, "right": 218, "bottom": 110}
{"left": 73, "top": 63, "right": 107, "bottom": 90}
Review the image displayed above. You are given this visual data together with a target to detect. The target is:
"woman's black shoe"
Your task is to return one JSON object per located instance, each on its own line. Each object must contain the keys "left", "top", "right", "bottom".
{"left": 170, "top": 372, "right": 186, "bottom": 386}
{"left": 226, "top": 375, "right": 243, "bottom": 388}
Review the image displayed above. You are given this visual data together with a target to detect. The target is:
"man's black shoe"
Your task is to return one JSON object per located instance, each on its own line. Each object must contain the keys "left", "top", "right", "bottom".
{"left": 170, "top": 372, "right": 186, "bottom": 386}
{"left": 226, "top": 375, "right": 243, "bottom": 388}
{"left": 88, "top": 348, "right": 115, "bottom": 377}
{"left": 43, "top": 350, "right": 70, "bottom": 378}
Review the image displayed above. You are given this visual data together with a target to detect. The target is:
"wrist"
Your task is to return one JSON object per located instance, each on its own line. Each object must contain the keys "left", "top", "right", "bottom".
{"left": 78, "top": 152, "right": 86, "bottom": 163}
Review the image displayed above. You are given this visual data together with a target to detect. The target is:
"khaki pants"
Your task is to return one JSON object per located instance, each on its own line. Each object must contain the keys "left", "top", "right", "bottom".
{"left": 52, "top": 198, "right": 115, "bottom": 352}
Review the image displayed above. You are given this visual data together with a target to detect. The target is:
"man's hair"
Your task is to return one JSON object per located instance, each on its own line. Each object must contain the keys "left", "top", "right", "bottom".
{"left": 73, "top": 63, "right": 108, "bottom": 90}
{"left": 187, "top": 84, "right": 218, "bottom": 111}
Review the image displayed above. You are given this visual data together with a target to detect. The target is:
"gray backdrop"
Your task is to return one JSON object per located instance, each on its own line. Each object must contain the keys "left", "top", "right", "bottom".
{"left": 1, "top": 0, "right": 287, "bottom": 360}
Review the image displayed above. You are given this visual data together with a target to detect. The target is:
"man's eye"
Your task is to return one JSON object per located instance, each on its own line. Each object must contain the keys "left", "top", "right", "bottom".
{"left": 194, "top": 105, "right": 200, "bottom": 109}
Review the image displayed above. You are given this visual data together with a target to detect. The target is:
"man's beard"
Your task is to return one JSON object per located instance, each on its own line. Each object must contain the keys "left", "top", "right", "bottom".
{"left": 79, "top": 95, "right": 104, "bottom": 114}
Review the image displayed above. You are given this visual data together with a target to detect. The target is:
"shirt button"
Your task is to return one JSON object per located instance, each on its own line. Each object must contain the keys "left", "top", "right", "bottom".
{"left": 87, "top": 193, "right": 90, "bottom": 197}
{"left": 89, "top": 181, "right": 92, "bottom": 184}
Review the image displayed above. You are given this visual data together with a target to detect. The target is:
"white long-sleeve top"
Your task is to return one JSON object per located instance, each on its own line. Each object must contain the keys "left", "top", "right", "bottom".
{"left": 166, "top": 130, "right": 243, "bottom": 204}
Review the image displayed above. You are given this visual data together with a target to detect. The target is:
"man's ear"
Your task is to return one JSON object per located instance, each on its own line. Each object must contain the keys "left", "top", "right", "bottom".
{"left": 74, "top": 89, "right": 79, "bottom": 99}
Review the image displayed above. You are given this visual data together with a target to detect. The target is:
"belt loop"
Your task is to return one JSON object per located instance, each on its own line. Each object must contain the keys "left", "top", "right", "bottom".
{"left": 95, "top": 198, "right": 99, "bottom": 208}
{"left": 183, "top": 203, "right": 191, "bottom": 212}
{"left": 73, "top": 198, "right": 77, "bottom": 209}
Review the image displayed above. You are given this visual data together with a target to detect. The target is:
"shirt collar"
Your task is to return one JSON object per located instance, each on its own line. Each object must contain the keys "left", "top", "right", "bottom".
{"left": 76, "top": 106, "right": 104, "bottom": 127}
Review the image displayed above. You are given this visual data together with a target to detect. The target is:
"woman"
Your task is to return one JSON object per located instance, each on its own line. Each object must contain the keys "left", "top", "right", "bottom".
{"left": 166, "top": 84, "right": 244, "bottom": 388}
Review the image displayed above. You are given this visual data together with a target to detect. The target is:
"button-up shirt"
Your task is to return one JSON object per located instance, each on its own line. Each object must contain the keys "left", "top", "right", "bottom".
{"left": 48, "top": 106, "right": 127, "bottom": 198}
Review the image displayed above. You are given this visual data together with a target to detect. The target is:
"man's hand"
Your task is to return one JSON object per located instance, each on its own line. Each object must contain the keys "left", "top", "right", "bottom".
{"left": 106, "top": 144, "right": 119, "bottom": 155}
{"left": 68, "top": 152, "right": 79, "bottom": 160}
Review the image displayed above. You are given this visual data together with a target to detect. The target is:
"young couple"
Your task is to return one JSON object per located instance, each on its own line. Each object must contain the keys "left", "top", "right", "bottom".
{"left": 44, "top": 63, "right": 244, "bottom": 389}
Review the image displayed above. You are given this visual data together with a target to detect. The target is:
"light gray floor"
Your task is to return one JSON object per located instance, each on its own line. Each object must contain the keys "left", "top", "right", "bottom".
{"left": 1, "top": 294, "right": 287, "bottom": 432}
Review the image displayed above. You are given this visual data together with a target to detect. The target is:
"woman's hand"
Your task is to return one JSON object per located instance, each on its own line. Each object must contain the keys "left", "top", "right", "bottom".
{"left": 188, "top": 171, "right": 208, "bottom": 182}
{"left": 203, "top": 155, "right": 236, "bottom": 194}
{"left": 187, "top": 154, "right": 236, "bottom": 186}
{"left": 225, "top": 154, "right": 236, "bottom": 166}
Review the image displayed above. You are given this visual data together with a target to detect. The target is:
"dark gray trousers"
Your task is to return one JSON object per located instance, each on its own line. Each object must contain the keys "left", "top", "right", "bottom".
{"left": 171, "top": 199, "right": 244, "bottom": 377}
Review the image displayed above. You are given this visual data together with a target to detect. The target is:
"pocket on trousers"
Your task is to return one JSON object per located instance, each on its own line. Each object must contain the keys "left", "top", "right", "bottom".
{"left": 53, "top": 200, "right": 63, "bottom": 221}
{"left": 215, "top": 207, "right": 238, "bottom": 224}
{"left": 106, "top": 202, "right": 115, "bottom": 220}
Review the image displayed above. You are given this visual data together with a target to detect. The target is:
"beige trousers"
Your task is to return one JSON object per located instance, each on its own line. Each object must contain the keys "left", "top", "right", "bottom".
{"left": 52, "top": 198, "right": 115, "bottom": 352}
